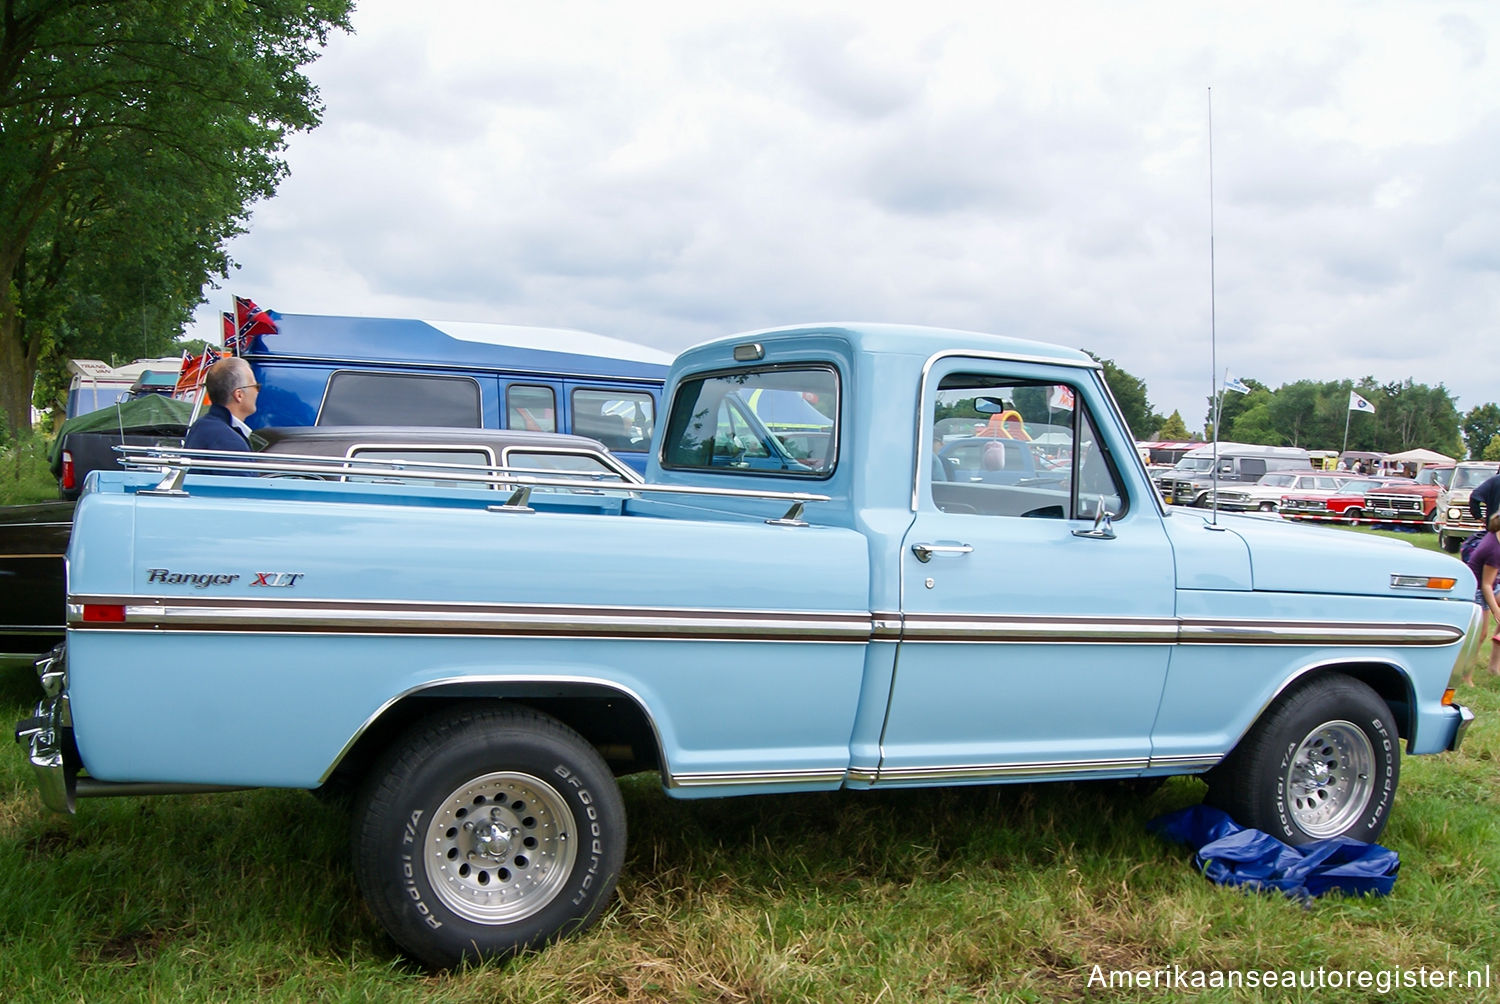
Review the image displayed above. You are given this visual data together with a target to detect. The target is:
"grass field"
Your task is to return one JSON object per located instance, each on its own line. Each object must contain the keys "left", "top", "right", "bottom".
{"left": 2, "top": 648, "right": 1496, "bottom": 1003}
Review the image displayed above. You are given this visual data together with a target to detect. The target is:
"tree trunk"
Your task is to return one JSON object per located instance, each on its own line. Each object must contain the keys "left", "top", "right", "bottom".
{"left": 0, "top": 306, "right": 39, "bottom": 439}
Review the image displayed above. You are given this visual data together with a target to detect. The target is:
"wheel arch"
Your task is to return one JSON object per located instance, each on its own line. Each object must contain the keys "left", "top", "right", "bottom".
{"left": 1238, "top": 658, "right": 1416, "bottom": 751}
{"left": 321, "top": 678, "right": 667, "bottom": 791}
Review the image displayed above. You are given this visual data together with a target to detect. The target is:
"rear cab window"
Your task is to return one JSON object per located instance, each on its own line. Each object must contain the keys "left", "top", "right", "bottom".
{"left": 661, "top": 366, "right": 838, "bottom": 478}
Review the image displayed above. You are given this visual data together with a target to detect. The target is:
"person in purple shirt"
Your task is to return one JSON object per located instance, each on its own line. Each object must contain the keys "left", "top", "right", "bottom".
{"left": 1463, "top": 511, "right": 1500, "bottom": 687}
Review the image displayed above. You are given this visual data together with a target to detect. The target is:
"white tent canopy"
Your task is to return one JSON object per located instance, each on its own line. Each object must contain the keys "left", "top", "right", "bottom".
{"left": 1382, "top": 447, "right": 1454, "bottom": 465}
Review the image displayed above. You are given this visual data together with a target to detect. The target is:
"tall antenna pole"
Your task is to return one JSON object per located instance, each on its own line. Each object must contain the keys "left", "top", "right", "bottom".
{"left": 1208, "top": 87, "right": 1222, "bottom": 525}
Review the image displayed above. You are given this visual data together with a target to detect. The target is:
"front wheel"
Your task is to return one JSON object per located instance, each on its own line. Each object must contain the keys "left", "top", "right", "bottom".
{"left": 1258, "top": 501, "right": 1277, "bottom": 512}
{"left": 353, "top": 706, "right": 626, "bottom": 968}
{"left": 1206, "top": 675, "right": 1398, "bottom": 845}
{"left": 1441, "top": 534, "right": 1461, "bottom": 554}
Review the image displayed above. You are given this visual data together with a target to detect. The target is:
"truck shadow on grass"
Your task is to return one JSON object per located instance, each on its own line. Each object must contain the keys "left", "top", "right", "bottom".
{"left": 614, "top": 772, "right": 1204, "bottom": 894}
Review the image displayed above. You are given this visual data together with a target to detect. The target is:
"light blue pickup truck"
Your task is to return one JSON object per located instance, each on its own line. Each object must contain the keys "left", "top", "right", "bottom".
{"left": 16, "top": 323, "right": 1479, "bottom": 967}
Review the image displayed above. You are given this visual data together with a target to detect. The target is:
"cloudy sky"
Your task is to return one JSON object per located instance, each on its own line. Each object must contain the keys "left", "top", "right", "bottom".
{"left": 188, "top": 0, "right": 1500, "bottom": 432}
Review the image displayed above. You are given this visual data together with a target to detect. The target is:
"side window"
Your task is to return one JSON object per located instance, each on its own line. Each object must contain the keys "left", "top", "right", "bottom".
{"left": 928, "top": 373, "right": 1124, "bottom": 519}
{"left": 505, "top": 449, "right": 633, "bottom": 496}
{"left": 1239, "top": 458, "right": 1267, "bottom": 479}
{"left": 507, "top": 384, "right": 556, "bottom": 433}
{"left": 571, "top": 389, "right": 654, "bottom": 452}
{"left": 662, "top": 366, "right": 838, "bottom": 478}
{"left": 320, "top": 372, "right": 481, "bottom": 427}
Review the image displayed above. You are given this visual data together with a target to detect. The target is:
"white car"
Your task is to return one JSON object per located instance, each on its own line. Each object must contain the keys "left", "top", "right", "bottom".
{"left": 1204, "top": 471, "right": 1348, "bottom": 512}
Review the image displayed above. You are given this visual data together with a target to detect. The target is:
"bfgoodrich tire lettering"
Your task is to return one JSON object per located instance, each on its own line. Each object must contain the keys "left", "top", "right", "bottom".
{"left": 1207, "top": 675, "right": 1398, "bottom": 846}
{"left": 353, "top": 706, "right": 625, "bottom": 968}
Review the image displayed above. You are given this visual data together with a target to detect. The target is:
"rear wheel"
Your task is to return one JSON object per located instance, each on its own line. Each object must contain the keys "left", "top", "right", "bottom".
{"left": 1258, "top": 501, "right": 1276, "bottom": 512}
{"left": 1343, "top": 506, "right": 1363, "bottom": 524}
{"left": 353, "top": 706, "right": 625, "bottom": 968}
{"left": 1206, "top": 675, "right": 1398, "bottom": 845}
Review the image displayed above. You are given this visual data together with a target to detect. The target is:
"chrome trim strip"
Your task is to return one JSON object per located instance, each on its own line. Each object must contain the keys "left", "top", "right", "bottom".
{"left": 68, "top": 597, "right": 1467, "bottom": 648}
{"left": 900, "top": 613, "right": 1179, "bottom": 643}
{"left": 1145, "top": 754, "right": 1224, "bottom": 772}
{"left": 669, "top": 768, "right": 848, "bottom": 788}
{"left": 69, "top": 596, "right": 873, "bottom": 643}
{"left": 1176, "top": 619, "right": 1462, "bottom": 646}
{"left": 873, "top": 757, "right": 1149, "bottom": 783}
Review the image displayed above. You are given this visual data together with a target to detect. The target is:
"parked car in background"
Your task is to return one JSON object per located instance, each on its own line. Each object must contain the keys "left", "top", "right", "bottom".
{"left": 1437, "top": 461, "right": 1500, "bottom": 553}
{"left": 1278, "top": 477, "right": 1407, "bottom": 523}
{"left": 1203, "top": 471, "right": 1347, "bottom": 513}
{"left": 1154, "top": 443, "right": 1313, "bottom": 507}
{"left": 0, "top": 427, "right": 638, "bottom": 657}
{"left": 1362, "top": 464, "right": 1455, "bottom": 529}
{"left": 51, "top": 395, "right": 197, "bottom": 500}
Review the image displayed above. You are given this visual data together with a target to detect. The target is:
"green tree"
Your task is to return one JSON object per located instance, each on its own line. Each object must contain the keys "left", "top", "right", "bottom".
{"left": 1157, "top": 410, "right": 1193, "bottom": 441}
{"left": 1375, "top": 379, "right": 1462, "bottom": 457}
{"left": 1463, "top": 404, "right": 1500, "bottom": 460}
{"left": 1225, "top": 397, "right": 1283, "bottom": 445}
{"left": 1085, "top": 352, "right": 1161, "bottom": 439}
{"left": 1267, "top": 381, "right": 1321, "bottom": 447}
{"left": 1484, "top": 434, "right": 1500, "bottom": 462}
{"left": 0, "top": 1, "right": 353, "bottom": 435}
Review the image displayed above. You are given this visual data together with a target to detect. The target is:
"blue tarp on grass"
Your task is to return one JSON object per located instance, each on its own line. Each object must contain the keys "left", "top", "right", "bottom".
{"left": 1149, "top": 806, "right": 1399, "bottom": 899}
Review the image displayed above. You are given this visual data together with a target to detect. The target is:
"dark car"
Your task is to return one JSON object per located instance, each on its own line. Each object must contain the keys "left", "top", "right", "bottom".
{"left": 0, "top": 427, "right": 638, "bottom": 656}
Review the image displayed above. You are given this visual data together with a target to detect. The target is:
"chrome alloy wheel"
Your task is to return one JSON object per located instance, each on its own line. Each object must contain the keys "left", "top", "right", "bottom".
{"left": 1284, "top": 720, "right": 1376, "bottom": 838}
{"left": 424, "top": 771, "right": 578, "bottom": 924}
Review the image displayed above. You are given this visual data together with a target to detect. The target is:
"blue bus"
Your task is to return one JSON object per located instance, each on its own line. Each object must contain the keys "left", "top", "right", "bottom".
{"left": 241, "top": 311, "right": 672, "bottom": 473}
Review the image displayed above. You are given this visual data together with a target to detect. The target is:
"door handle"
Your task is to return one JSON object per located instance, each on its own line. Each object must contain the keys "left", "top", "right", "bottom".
{"left": 911, "top": 542, "right": 973, "bottom": 563}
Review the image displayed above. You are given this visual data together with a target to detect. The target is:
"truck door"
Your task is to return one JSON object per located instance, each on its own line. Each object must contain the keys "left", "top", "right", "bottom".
{"left": 882, "top": 360, "right": 1175, "bottom": 784}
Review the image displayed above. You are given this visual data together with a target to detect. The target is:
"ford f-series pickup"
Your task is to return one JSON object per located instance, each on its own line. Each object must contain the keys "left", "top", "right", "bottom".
{"left": 15, "top": 322, "right": 1479, "bottom": 967}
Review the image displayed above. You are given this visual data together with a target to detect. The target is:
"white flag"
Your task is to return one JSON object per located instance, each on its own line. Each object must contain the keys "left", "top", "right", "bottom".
{"left": 1223, "top": 371, "right": 1250, "bottom": 395}
{"left": 1349, "top": 391, "right": 1375, "bottom": 414}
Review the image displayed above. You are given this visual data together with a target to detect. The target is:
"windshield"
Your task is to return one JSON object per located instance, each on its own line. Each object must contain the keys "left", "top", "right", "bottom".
{"left": 1338, "top": 479, "right": 1384, "bottom": 494}
{"left": 1452, "top": 466, "right": 1498, "bottom": 489}
{"left": 1259, "top": 473, "right": 1297, "bottom": 487}
{"left": 1174, "top": 457, "right": 1214, "bottom": 473}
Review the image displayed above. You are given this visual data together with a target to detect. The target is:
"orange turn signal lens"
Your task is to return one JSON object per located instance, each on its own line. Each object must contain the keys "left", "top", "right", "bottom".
{"left": 1442, "top": 688, "right": 1456, "bottom": 706}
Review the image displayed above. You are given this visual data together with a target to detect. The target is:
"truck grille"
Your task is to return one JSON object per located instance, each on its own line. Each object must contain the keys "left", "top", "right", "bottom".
{"left": 1365, "top": 493, "right": 1424, "bottom": 514}
{"left": 1281, "top": 498, "right": 1329, "bottom": 513}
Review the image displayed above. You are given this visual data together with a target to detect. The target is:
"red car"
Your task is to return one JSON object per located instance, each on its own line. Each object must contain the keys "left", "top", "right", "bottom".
{"left": 1362, "top": 464, "right": 1456, "bottom": 525}
{"left": 1279, "top": 477, "right": 1408, "bottom": 522}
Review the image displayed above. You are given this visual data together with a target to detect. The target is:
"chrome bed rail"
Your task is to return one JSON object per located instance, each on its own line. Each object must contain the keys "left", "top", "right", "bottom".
{"left": 113, "top": 444, "right": 830, "bottom": 517}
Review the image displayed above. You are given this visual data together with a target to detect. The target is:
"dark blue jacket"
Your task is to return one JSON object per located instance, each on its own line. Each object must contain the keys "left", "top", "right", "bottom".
{"left": 184, "top": 404, "right": 252, "bottom": 454}
{"left": 1471, "top": 473, "right": 1500, "bottom": 522}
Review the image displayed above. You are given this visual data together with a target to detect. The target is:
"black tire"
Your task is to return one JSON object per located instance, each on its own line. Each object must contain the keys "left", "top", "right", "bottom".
{"left": 1258, "top": 501, "right": 1276, "bottom": 512}
{"left": 1206, "top": 675, "right": 1398, "bottom": 845}
{"left": 353, "top": 705, "right": 625, "bottom": 968}
{"left": 1441, "top": 534, "right": 1461, "bottom": 554}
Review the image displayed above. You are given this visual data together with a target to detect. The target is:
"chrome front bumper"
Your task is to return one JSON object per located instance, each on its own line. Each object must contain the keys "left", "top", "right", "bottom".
{"left": 13, "top": 645, "right": 74, "bottom": 813}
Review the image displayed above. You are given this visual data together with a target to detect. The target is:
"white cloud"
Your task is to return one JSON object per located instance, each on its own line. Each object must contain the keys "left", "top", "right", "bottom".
{"left": 192, "top": 0, "right": 1500, "bottom": 432}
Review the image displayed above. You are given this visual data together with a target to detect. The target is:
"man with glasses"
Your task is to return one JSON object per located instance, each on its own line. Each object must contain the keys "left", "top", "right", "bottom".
{"left": 184, "top": 357, "right": 260, "bottom": 458}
